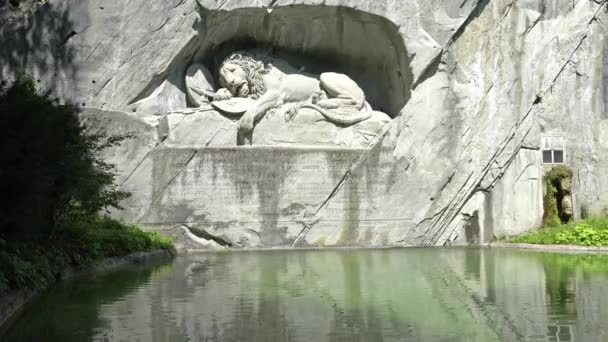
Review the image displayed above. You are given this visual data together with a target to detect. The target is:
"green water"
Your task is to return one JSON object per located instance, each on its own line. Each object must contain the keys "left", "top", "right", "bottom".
{"left": 3, "top": 248, "right": 608, "bottom": 341}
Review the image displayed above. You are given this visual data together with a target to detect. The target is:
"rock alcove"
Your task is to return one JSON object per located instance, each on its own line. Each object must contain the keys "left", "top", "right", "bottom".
{"left": 133, "top": 5, "right": 414, "bottom": 149}
{"left": 192, "top": 5, "right": 412, "bottom": 117}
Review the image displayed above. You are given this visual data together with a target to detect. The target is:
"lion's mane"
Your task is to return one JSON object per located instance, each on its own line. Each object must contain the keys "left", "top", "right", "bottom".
{"left": 220, "top": 52, "right": 271, "bottom": 99}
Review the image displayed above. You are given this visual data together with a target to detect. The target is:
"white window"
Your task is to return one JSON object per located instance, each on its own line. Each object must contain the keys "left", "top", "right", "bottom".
{"left": 541, "top": 134, "right": 566, "bottom": 165}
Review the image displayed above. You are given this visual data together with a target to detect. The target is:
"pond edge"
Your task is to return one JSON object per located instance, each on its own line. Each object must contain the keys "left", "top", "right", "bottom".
{"left": 490, "top": 242, "right": 608, "bottom": 254}
{"left": 0, "top": 248, "right": 175, "bottom": 335}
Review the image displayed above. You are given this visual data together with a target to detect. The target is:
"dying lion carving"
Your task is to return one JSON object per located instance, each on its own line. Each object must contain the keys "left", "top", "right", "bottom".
{"left": 213, "top": 52, "right": 373, "bottom": 145}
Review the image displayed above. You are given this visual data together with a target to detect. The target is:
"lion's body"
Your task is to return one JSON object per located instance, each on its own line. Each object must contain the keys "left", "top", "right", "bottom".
{"left": 275, "top": 74, "right": 321, "bottom": 104}
{"left": 239, "top": 71, "right": 371, "bottom": 135}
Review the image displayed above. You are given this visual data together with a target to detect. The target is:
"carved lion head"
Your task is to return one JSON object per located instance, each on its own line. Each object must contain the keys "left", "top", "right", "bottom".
{"left": 218, "top": 52, "right": 270, "bottom": 99}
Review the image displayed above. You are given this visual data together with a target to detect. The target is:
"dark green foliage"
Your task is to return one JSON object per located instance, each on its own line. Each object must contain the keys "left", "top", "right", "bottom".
{"left": 542, "top": 165, "right": 573, "bottom": 226}
{"left": 0, "top": 217, "right": 172, "bottom": 295}
{"left": 0, "top": 78, "right": 173, "bottom": 295}
{"left": 0, "top": 77, "right": 131, "bottom": 237}
{"left": 61, "top": 216, "right": 173, "bottom": 260}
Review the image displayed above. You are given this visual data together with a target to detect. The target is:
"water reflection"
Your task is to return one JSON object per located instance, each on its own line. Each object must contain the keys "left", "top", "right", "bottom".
{"left": 4, "top": 248, "right": 608, "bottom": 341}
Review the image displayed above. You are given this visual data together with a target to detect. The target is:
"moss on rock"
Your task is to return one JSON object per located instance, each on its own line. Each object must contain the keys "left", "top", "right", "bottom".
{"left": 543, "top": 165, "right": 573, "bottom": 226}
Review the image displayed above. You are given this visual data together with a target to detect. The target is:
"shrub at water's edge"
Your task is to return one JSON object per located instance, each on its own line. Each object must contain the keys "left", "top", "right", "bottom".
{"left": 0, "top": 217, "right": 172, "bottom": 295}
{"left": 0, "top": 78, "right": 173, "bottom": 296}
{"left": 509, "top": 215, "right": 608, "bottom": 246}
{"left": 0, "top": 77, "right": 133, "bottom": 237}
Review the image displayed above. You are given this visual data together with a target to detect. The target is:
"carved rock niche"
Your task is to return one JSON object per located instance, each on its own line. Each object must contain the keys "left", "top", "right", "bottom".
{"left": 195, "top": 5, "right": 412, "bottom": 117}
{"left": 137, "top": 5, "right": 413, "bottom": 148}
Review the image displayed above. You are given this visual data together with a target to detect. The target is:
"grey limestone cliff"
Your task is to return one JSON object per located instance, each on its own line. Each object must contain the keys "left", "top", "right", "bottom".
{"left": 2, "top": 0, "right": 608, "bottom": 249}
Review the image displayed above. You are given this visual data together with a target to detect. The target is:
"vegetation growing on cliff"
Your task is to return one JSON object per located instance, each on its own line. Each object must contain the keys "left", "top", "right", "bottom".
{"left": 542, "top": 165, "right": 573, "bottom": 226}
{"left": 0, "top": 78, "right": 172, "bottom": 295}
{"left": 508, "top": 165, "right": 608, "bottom": 246}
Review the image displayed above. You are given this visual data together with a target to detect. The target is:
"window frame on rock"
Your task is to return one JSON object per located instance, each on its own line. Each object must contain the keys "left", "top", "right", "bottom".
{"left": 541, "top": 134, "right": 566, "bottom": 165}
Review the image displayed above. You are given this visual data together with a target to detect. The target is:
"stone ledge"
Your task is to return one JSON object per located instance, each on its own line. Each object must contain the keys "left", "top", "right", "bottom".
{"left": 127, "top": 146, "right": 407, "bottom": 248}
{"left": 0, "top": 249, "right": 175, "bottom": 335}
{"left": 490, "top": 242, "right": 608, "bottom": 254}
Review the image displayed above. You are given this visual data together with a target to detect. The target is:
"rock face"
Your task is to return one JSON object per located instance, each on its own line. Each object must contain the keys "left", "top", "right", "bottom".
{"left": 2, "top": 0, "right": 608, "bottom": 248}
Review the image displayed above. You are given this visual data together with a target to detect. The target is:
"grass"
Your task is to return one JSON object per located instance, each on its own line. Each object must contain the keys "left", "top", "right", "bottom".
{"left": 0, "top": 216, "right": 172, "bottom": 296}
{"left": 509, "top": 215, "right": 608, "bottom": 246}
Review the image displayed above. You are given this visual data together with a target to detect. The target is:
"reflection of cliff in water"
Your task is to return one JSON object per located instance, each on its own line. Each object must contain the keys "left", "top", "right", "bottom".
{"left": 5, "top": 249, "right": 608, "bottom": 341}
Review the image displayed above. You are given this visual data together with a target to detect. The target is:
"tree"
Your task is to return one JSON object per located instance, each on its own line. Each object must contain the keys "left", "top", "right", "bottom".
{"left": 0, "top": 77, "right": 130, "bottom": 237}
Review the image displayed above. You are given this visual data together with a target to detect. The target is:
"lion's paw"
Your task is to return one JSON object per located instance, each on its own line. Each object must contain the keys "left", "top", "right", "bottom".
{"left": 213, "top": 88, "right": 233, "bottom": 101}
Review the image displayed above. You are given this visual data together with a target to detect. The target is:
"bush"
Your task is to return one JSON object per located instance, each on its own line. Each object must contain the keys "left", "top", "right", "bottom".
{"left": 510, "top": 215, "right": 608, "bottom": 246}
{"left": 0, "top": 78, "right": 173, "bottom": 295}
{"left": 0, "top": 77, "right": 131, "bottom": 237}
{"left": 554, "top": 224, "right": 608, "bottom": 246}
{"left": 0, "top": 217, "right": 173, "bottom": 295}
{"left": 66, "top": 217, "right": 172, "bottom": 258}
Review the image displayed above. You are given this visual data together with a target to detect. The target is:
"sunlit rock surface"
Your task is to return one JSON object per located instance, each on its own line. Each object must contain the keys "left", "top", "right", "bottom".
{"left": 2, "top": 0, "right": 608, "bottom": 248}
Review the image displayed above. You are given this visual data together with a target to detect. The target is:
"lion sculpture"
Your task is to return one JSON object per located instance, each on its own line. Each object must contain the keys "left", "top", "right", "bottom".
{"left": 211, "top": 51, "right": 374, "bottom": 145}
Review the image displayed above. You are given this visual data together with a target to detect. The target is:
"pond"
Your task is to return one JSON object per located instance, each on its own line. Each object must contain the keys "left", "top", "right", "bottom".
{"left": 3, "top": 248, "right": 608, "bottom": 341}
